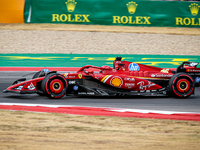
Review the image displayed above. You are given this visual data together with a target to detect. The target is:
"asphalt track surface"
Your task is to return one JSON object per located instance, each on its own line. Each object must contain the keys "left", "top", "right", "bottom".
{"left": 1, "top": 71, "right": 200, "bottom": 113}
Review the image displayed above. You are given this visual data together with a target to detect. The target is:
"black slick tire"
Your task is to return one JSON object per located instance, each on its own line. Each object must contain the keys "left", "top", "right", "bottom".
{"left": 169, "top": 73, "right": 195, "bottom": 98}
{"left": 41, "top": 73, "right": 68, "bottom": 99}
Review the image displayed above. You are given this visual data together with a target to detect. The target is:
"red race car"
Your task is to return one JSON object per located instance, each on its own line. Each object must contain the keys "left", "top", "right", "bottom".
{"left": 3, "top": 57, "right": 200, "bottom": 99}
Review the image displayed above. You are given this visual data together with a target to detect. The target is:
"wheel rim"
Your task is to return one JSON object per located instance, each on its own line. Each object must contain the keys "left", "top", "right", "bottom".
{"left": 176, "top": 79, "right": 190, "bottom": 93}
{"left": 49, "top": 79, "right": 64, "bottom": 94}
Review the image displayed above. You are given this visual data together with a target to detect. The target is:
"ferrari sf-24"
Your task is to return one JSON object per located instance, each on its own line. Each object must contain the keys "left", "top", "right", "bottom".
{"left": 3, "top": 57, "right": 200, "bottom": 99}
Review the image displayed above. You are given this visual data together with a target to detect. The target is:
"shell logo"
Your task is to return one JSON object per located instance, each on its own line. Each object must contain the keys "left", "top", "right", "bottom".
{"left": 110, "top": 77, "right": 123, "bottom": 87}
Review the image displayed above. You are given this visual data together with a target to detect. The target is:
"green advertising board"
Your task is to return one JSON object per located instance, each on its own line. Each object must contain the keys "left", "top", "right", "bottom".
{"left": 24, "top": 0, "right": 200, "bottom": 28}
{"left": 1, "top": 54, "right": 200, "bottom": 68}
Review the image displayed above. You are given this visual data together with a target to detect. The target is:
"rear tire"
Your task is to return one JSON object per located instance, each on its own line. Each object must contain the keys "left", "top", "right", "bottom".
{"left": 169, "top": 73, "right": 194, "bottom": 98}
{"left": 41, "top": 73, "right": 68, "bottom": 99}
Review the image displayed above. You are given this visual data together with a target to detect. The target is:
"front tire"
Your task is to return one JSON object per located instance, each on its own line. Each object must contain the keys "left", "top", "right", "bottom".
{"left": 169, "top": 73, "right": 194, "bottom": 98}
{"left": 41, "top": 73, "right": 68, "bottom": 99}
{"left": 33, "top": 71, "right": 46, "bottom": 96}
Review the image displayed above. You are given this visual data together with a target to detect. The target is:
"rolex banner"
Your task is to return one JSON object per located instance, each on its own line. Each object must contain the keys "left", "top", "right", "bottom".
{"left": 24, "top": 0, "right": 200, "bottom": 28}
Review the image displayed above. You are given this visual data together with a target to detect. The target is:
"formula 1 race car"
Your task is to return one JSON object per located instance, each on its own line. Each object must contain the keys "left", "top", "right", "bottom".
{"left": 3, "top": 57, "right": 200, "bottom": 99}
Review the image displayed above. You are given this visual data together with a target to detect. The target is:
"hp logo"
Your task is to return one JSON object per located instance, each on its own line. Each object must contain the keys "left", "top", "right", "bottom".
{"left": 129, "top": 63, "right": 140, "bottom": 71}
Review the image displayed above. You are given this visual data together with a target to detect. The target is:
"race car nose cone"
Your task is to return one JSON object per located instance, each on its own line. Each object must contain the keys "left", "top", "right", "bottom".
{"left": 3, "top": 90, "right": 7, "bottom": 93}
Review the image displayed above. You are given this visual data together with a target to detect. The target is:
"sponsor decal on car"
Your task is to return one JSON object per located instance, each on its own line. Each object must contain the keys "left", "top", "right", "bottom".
{"left": 78, "top": 92, "right": 95, "bottom": 95}
{"left": 129, "top": 63, "right": 140, "bottom": 71}
{"left": 110, "top": 76, "right": 123, "bottom": 87}
{"left": 160, "top": 68, "right": 169, "bottom": 73}
{"left": 27, "top": 82, "right": 36, "bottom": 90}
{"left": 65, "top": 75, "right": 76, "bottom": 78}
{"left": 78, "top": 74, "right": 82, "bottom": 79}
{"left": 125, "top": 83, "right": 135, "bottom": 88}
{"left": 124, "top": 77, "right": 135, "bottom": 81}
{"left": 188, "top": 69, "right": 200, "bottom": 72}
{"left": 151, "top": 74, "right": 173, "bottom": 78}
{"left": 68, "top": 80, "right": 76, "bottom": 84}
{"left": 137, "top": 81, "right": 155, "bottom": 90}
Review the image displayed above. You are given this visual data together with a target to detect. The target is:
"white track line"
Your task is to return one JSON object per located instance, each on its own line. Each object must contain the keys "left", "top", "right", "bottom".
{"left": 0, "top": 103, "right": 199, "bottom": 115}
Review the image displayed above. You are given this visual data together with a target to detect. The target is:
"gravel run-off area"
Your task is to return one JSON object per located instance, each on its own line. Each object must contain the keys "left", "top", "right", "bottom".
{"left": 0, "top": 24, "right": 200, "bottom": 55}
